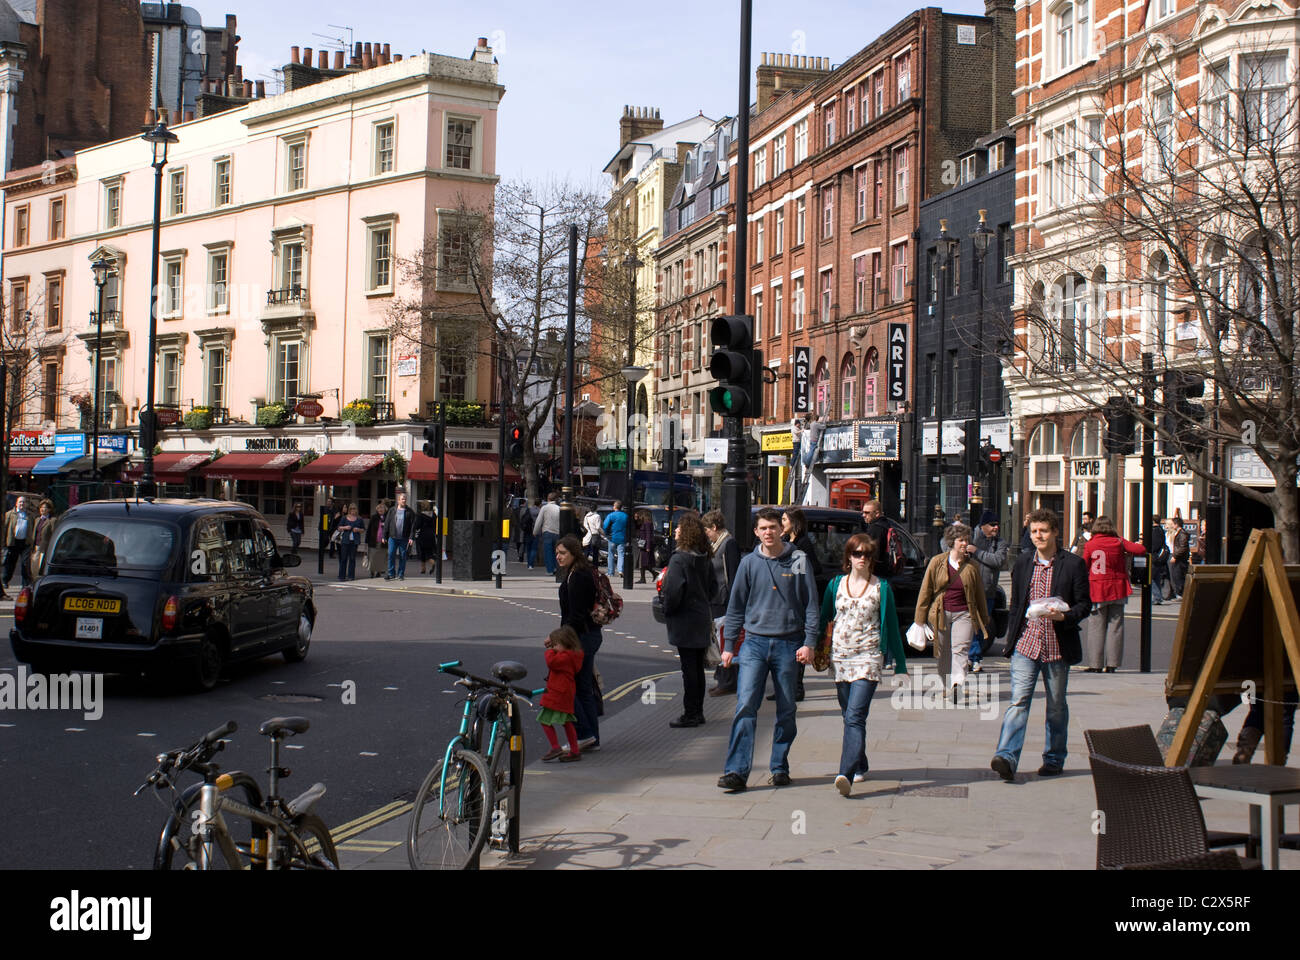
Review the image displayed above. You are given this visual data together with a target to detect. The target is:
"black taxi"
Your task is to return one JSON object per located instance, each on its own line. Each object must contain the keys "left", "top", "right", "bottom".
{"left": 10, "top": 499, "right": 316, "bottom": 691}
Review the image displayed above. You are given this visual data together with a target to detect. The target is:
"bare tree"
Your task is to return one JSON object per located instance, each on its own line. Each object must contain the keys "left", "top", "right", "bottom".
{"left": 1, "top": 292, "right": 86, "bottom": 439}
{"left": 993, "top": 41, "right": 1300, "bottom": 558}
{"left": 387, "top": 179, "right": 608, "bottom": 500}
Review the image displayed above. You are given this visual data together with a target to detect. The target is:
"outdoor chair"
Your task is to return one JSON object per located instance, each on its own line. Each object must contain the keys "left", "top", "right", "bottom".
{"left": 1118, "top": 850, "right": 1244, "bottom": 870}
{"left": 1084, "top": 725, "right": 1254, "bottom": 855}
{"left": 1086, "top": 753, "right": 1260, "bottom": 870}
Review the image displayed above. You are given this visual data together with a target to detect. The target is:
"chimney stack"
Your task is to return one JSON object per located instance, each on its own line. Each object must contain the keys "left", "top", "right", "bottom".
{"left": 334, "top": 50, "right": 344, "bottom": 69}
{"left": 256, "top": 80, "right": 265, "bottom": 98}
{"left": 290, "top": 45, "right": 299, "bottom": 64}
{"left": 318, "top": 50, "right": 328, "bottom": 69}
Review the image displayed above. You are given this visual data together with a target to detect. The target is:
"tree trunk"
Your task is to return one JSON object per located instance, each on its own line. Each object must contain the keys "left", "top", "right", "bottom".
{"left": 1268, "top": 487, "right": 1300, "bottom": 563}
{"left": 522, "top": 448, "right": 539, "bottom": 503}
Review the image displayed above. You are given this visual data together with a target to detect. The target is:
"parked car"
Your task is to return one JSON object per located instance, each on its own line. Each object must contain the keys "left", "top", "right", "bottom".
{"left": 10, "top": 499, "right": 316, "bottom": 692}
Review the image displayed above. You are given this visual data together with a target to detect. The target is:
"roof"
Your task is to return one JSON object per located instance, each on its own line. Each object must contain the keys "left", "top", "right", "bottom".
{"left": 59, "top": 499, "right": 253, "bottom": 519}
{"left": 0, "top": 1, "right": 23, "bottom": 44}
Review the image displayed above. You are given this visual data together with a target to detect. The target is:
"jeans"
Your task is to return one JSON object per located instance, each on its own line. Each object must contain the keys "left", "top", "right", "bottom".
{"left": 606, "top": 541, "right": 625, "bottom": 577}
{"left": 289, "top": 531, "right": 302, "bottom": 555}
{"left": 1169, "top": 557, "right": 1188, "bottom": 597}
{"left": 338, "top": 541, "right": 357, "bottom": 580}
{"left": 573, "top": 627, "right": 603, "bottom": 742}
{"left": 835, "top": 678, "right": 878, "bottom": 778}
{"left": 994, "top": 651, "right": 1070, "bottom": 771}
{"left": 387, "top": 538, "right": 409, "bottom": 578}
{"left": 723, "top": 633, "right": 801, "bottom": 780}
{"left": 541, "top": 532, "right": 558, "bottom": 575}
{"left": 970, "top": 592, "right": 997, "bottom": 663}
{"left": 524, "top": 535, "right": 537, "bottom": 567}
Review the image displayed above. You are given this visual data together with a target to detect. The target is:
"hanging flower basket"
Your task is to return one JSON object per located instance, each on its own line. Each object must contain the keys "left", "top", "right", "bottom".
{"left": 341, "top": 399, "right": 375, "bottom": 426}
{"left": 382, "top": 449, "right": 406, "bottom": 481}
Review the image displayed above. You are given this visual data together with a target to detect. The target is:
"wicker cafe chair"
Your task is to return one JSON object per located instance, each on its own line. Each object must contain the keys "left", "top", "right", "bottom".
{"left": 1118, "top": 850, "right": 1244, "bottom": 870}
{"left": 1086, "top": 754, "right": 1260, "bottom": 870}
{"left": 1084, "top": 725, "right": 1254, "bottom": 855}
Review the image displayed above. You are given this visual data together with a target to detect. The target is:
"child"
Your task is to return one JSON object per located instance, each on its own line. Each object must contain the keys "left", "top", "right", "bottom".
{"left": 539, "top": 626, "right": 584, "bottom": 762}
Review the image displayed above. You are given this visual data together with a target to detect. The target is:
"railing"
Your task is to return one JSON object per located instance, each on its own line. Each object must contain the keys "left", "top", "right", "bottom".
{"left": 89, "top": 311, "right": 122, "bottom": 327}
{"left": 372, "top": 400, "right": 396, "bottom": 422}
{"left": 266, "top": 286, "right": 309, "bottom": 306}
{"left": 209, "top": 405, "right": 230, "bottom": 425}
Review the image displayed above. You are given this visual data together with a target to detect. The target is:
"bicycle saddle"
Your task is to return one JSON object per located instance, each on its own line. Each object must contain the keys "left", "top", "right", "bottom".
{"left": 491, "top": 660, "right": 528, "bottom": 683}
{"left": 259, "top": 716, "right": 311, "bottom": 738}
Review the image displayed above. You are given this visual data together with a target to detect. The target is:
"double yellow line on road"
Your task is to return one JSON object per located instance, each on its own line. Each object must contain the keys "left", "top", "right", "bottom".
{"left": 329, "top": 800, "right": 412, "bottom": 844}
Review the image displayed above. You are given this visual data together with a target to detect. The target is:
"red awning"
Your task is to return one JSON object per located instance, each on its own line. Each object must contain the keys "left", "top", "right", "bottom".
{"left": 290, "top": 452, "right": 385, "bottom": 486}
{"left": 408, "top": 452, "right": 521, "bottom": 482}
{"left": 7, "top": 456, "right": 43, "bottom": 474}
{"left": 200, "top": 451, "right": 302, "bottom": 482}
{"left": 124, "top": 451, "right": 213, "bottom": 483}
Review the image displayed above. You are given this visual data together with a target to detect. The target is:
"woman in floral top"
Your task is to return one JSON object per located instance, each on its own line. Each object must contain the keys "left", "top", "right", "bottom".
{"left": 817, "top": 533, "right": 907, "bottom": 797}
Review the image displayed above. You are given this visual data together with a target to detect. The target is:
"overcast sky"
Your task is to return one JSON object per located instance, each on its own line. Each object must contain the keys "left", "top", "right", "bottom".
{"left": 230, "top": 0, "right": 989, "bottom": 190}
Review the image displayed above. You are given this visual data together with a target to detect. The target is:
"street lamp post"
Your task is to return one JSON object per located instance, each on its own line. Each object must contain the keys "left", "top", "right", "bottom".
{"left": 969, "top": 210, "right": 994, "bottom": 522}
{"left": 140, "top": 118, "right": 179, "bottom": 496}
{"left": 90, "top": 256, "right": 112, "bottom": 481}
{"left": 622, "top": 363, "right": 648, "bottom": 590}
{"left": 935, "top": 220, "right": 958, "bottom": 522}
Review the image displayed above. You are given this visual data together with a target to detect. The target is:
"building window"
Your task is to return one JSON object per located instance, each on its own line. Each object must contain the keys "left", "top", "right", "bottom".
{"left": 206, "top": 347, "right": 226, "bottom": 409}
{"left": 948, "top": 351, "right": 960, "bottom": 414}
{"left": 795, "top": 196, "right": 806, "bottom": 245}
{"left": 98, "top": 357, "right": 116, "bottom": 425}
{"left": 161, "top": 351, "right": 180, "bottom": 406}
{"left": 821, "top": 185, "right": 833, "bottom": 240}
{"left": 9, "top": 280, "right": 26, "bottom": 329}
{"left": 841, "top": 354, "right": 857, "bottom": 419}
{"left": 693, "top": 320, "right": 703, "bottom": 370}
{"left": 772, "top": 284, "right": 783, "bottom": 336}
{"left": 824, "top": 101, "right": 836, "bottom": 148}
{"left": 48, "top": 198, "right": 64, "bottom": 240}
{"left": 1242, "top": 54, "right": 1288, "bottom": 148}
{"left": 214, "top": 157, "right": 232, "bottom": 206}
{"left": 1053, "top": 0, "right": 1090, "bottom": 71}
{"left": 891, "top": 242, "right": 907, "bottom": 302}
{"left": 873, "top": 158, "right": 884, "bottom": 218}
{"left": 103, "top": 270, "right": 120, "bottom": 315}
{"left": 793, "top": 119, "right": 808, "bottom": 164}
{"left": 855, "top": 167, "right": 868, "bottom": 222}
{"left": 1148, "top": 251, "right": 1170, "bottom": 349}
{"left": 754, "top": 148, "right": 766, "bottom": 187}
{"left": 1042, "top": 121, "right": 1081, "bottom": 207}
{"left": 446, "top": 117, "right": 475, "bottom": 170}
{"left": 438, "top": 218, "right": 472, "bottom": 290}
{"left": 275, "top": 339, "right": 302, "bottom": 405}
{"left": 440, "top": 351, "right": 468, "bottom": 401}
{"left": 893, "top": 146, "right": 908, "bottom": 207}
{"left": 280, "top": 241, "right": 304, "bottom": 293}
{"left": 865, "top": 348, "right": 879, "bottom": 415}
{"left": 997, "top": 223, "right": 1014, "bottom": 284}
{"left": 814, "top": 358, "right": 830, "bottom": 417}
{"left": 896, "top": 53, "right": 911, "bottom": 100}
{"left": 872, "top": 72, "right": 884, "bottom": 118}
{"left": 927, "top": 249, "right": 938, "bottom": 302}
{"left": 708, "top": 244, "right": 718, "bottom": 284}
{"left": 988, "top": 141, "right": 1005, "bottom": 170}
{"left": 960, "top": 155, "right": 977, "bottom": 184}
{"left": 871, "top": 252, "right": 883, "bottom": 310}
{"left": 374, "top": 121, "right": 395, "bottom": 173}
{"left": 774, "top": 209, "right": 784, "bottom": 254}
{"left": 104, "top": 182, "right": 121, "bottom": 229}
{"left": 755, "top": 220, "right": 764, "bottom": 263}
{"left": 287, "top": 140, "right": 308, "bottom": 191}
{"left": 164, "top": 258, "right": 183, "bottom": 317}
{"left": 1205, "top": 61, "right": 1230, "bottom": 151}
{"left": 368, "top": 334, "right": 390, "bottom": 402}
{"left": 1086, "top": 118, "right": 1104, "bottom": 193}
{"left": 773, "top": 134, "right": 786, "bottom": 175}
{"left": 753, "top": 292, "right": 763, "bottom": 339}
{"left": 793, "top": 277, "right": 805, "bottom": 331}
{"left": 41, "top": 362, "right": 58, "bottom": 422}
{"left": 208, "top": 250, "right": 229, "bottom": 313}
{"left": 854, "top": 256, "right": 866, "bottom": 312}
{"left": 820, "top": 269, "right": 833, "bottom": 323}
{"left": 13, "top": 205, "right": 28, "bottom": 246}
{"left": 45, "top": 276, "right": 62, "bottom": 330}
{"left": 1153, "top": 88, "right": 1176, "bottom": 169}
{"left": 169, "top": 169, "right": 185, "bottom": 216}
{"left": 671, "top": 328, "right": 681, "bottom": 376}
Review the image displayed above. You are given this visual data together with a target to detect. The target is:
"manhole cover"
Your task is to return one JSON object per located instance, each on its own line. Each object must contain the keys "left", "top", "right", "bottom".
{"left": 259, "top": 693, "right": 324, "bottom": 703}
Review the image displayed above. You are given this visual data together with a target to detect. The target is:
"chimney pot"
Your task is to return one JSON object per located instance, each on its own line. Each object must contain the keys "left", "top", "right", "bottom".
{"left": 394, "top": 53, "right": 402, "bottom": 62}
{"left": 334, "top": 50, "right": 344, "bottom": 69}
{"left": 256, "top": 80, "right": 265, "bottom": 98}
{"left": 291, "top": 45, "right": 299, "bottom": 64}
{"left": 145, "top": 108, "right": 156, "bottom": 125}
{"left": 301, "top": 49, "right": 310, "bottom": 69}
{"left": 363, "top": 42, "right": 372, "bottom": 57}
{"left": 477, "top": 37, "right": 487, "bottom": 48}
{"left": 184, "top": 109, "right": 194, "bottom": 122}
{"left": 243, "top": 80, "right": 252, "bottom": 98}
{"left": 383, "top": 43, "right": 391, "bottom": 59}
{"left": 318, "top": 50, "right": 328, "bottom": 68}
{"left": 362, "top": 51, "right": 372, "bottom": 69}
{"left": 354, "top": 41, "right": 362, "bottom": 60}
{"left": 235, "top": 64, "right": 243, "bottom": 83}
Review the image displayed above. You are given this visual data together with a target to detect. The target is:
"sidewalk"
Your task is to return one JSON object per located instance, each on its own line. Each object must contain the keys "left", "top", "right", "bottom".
{"left": 340, "top": 653, "right": 1293, "bottom": 870}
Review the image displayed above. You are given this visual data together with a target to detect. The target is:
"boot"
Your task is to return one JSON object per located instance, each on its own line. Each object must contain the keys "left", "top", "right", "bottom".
{"left": 1233, "top": 725, "right": 1263, "bottom": 765}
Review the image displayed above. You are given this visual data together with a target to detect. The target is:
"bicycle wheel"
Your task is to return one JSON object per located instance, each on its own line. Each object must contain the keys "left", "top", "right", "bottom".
{"left": 407, "top": 746, "right": 492, "bottom": 870}
{"left": 154, "top": 775, "right": 263, "bottom": 870}
{"left": 284, "top": 812, "right": 339, "bottom": 870}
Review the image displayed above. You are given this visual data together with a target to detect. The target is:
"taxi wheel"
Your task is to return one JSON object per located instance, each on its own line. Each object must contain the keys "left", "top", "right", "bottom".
{"left": 193, "top": 633, "right": 226, "bottom": 692}
{"left": 283, "top": 611, "right": 312, "bottom": 663}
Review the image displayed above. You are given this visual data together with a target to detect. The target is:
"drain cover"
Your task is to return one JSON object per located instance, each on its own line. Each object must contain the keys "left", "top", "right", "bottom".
{"left": 259, "top": 693, "right": 324, "bottom": 703}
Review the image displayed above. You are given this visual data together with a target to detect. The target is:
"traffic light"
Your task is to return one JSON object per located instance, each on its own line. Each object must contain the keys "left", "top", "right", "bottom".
{"left": 961, "top": 419, "right": 979, "bottom": 475}
{"left": 1102, "top": 396, "right": 1136, "bottom": 455}
{"left": 507, "top": 425, "right": 524, "bottom": 460}
{"left": 422, "top": 423, "right": 443, "bottom": 458}
{"left": 1164, "top": 371, "right": 1206, "bottom": 456}
{"left": 708, "top": 314, "right": 754, "bottom": 418}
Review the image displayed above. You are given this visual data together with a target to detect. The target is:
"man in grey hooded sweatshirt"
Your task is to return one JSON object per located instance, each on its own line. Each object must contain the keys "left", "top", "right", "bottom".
{"left": 717, "top": 507, "right": 819, "bottom": 793}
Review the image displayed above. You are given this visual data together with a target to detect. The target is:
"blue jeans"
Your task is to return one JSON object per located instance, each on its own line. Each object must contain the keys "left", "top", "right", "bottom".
{"left": 836, "top": 678, "right": 878, "bottom": 778}
{"left": 387, "top": 538, "right": 409, "bottom": 578}
{"left": 573, "top": 627, "right": 603, "bottom": 742}
{"left": 994, "top": 651, "right": 1070, "bottom": 771}
{"left": 541, "top": 533, "right": 558, "bottom": 575}
{"left": 606, "top": 541, "right": 625, "bottom": 577}
{"left": 970, "top": 592, "right": 997, "bottom": 663}
{"left": 524, "top": 535, "right": 538, "bottom": 567}
{"left": 723, "top": 633, "right": 801, "bottom": 780}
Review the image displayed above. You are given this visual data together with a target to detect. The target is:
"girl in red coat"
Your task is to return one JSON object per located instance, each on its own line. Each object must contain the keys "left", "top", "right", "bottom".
{"left": 1081, "top": 515, "right": 1146, "bottom": 673}
{"left": 539, "top": 626, "right": 585, "bottom": 762}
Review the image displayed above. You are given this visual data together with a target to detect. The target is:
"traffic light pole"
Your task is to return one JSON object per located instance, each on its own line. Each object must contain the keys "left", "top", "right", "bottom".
{"left": 435, "top": 399, "right": 447, "bottom": 584}
{"left": 1141, "top": 351, "right": 1154, "bottom": 674}
{"left": 496, "top": 363, "right": 506, "bottom": 590}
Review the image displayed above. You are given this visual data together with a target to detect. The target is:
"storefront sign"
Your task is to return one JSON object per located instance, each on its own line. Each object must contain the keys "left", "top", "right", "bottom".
{"left": 793, "top": 346, "right": 811, "bottom": 414}
{"left": 295, "top": 399, "right": 324, "bottom": 418}
{"left": 1072, "top": 458, "right": 1104, "bottom": 477}
{"left": 1227, "top": 445, "right": 1300, "bottom": 487}
{"left": 855, "top": 421, "right": 899, "bottom": 460}
{"left": 887, "top": 323, "right": 908, "bottom": 404}
{"left": 397, "top": 355, "right": 418, "bottom": 377}
{"left": 245, "top": 437, "right": 300, "bottom": 451}
{"left": 54, "top": 433, "right": 85, "bottom": 456}
{"left": 761, "top": 431, "right": 793, "bottom": 452}
{"left": 9, "top": 430, "right": 54, "bottom": 456}
{"left": 97, "top": 435, "right": 128, "bottom": 453}
{"left": 445, "top": 439, "right": 495, "bottom": 452}
{"left": 767, "top": 454, "right": 788, "bottom": 467}
{"left": 1155, "top": 455, "right": 1192, "bottom": 479}
{"left": 816, "top": 424, "right": 857, "bottom": 464}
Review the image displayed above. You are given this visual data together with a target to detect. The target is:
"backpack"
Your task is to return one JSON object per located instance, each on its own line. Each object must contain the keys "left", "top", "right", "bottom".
{"left": 590, "top": 569, "right": 624, "bottom": 625}
{"left": 880, "top": 526, "right": 905, "bottom": 579}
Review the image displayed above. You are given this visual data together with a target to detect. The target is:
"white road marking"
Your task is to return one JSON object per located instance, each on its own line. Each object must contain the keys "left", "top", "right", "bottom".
{"left": 137, "top": 732, "right": 156, "bottom": 737}
{"left": 359, "top": 751, "right": 379, "bottom": 757}
{"left": 384, "top": 686, "right": 398, "bottom": 691}
{"left": 65, "top": 728, "right": 85, "bottom": 732}
{"left": 271, "top": 680, "right": 286, "bottom": 685}
{"left": 0, "top": 723, "right": 14, "bottom": 728}
{"left": 286, "top": 743, "right": 305, "bottom": 750}
{"left": 637, "top": 640, "right": 647, "bottom": 644}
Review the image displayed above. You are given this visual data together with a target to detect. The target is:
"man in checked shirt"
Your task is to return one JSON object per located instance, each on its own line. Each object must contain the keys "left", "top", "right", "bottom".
{"left": 991, "top": 508, "right": 1092, "bottom": 781}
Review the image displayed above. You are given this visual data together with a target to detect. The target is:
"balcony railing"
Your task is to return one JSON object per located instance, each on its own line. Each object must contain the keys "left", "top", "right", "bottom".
{"left": 266, "top": 286, "right": 309, "bottom": 306}
{"left": 89, "top": 311, "right": 122, "bottom": 327}
{"left": 372, "top": 400, "right": 396, "bottom": 422}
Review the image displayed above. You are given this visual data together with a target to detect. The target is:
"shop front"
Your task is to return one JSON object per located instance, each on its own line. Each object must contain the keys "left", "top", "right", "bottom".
{"left": 408, "top": 432, "right": 520, "bottom": 522}
{"left": 1224, "top": 444, "right": 1297, "bottom": 562}
{"left": 1121, "top": 452, "right": 1195, "bottom": 541}
{"left": 758, "top": 427, "right": 794, "bottom": 504}
{"left": 807, "top": 420, "right": 903, "bottom": 519}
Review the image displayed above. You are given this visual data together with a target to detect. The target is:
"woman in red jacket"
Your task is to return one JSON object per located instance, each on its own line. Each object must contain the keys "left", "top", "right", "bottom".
{"left": 1081, "top": 516, "right": 1145, "bottom": 673}
{"left": 539, "top": 625, "right": 585, "bottom": 762}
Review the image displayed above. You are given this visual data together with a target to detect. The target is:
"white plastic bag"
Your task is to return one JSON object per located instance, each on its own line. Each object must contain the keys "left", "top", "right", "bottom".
{"left": 1027, "top": 596, "right": 1069, "bottom": 620}
{"left": 906, "top": 622, "right": 931, "bottom": 651}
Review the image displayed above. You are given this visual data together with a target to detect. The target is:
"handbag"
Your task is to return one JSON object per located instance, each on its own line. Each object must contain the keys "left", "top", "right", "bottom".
{"left": 813, "top": 620, "right": 834, "bottom": 672}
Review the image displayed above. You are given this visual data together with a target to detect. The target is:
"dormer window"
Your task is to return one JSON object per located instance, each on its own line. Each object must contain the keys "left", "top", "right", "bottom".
{"left": 960, "top": 155, "right": 978, "bottom": 184}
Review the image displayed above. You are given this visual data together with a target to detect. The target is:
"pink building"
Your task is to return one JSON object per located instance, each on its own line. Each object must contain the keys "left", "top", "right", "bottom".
{"left": 1, "top": 39, "right": 508, "bottom": 534}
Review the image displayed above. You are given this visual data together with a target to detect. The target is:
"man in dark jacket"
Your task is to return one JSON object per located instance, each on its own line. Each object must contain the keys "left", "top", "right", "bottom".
{"left": 990, "top": 508, "right": 1091, "bottom": 781}
{"left": 383, "top": 490, "right": 417, "bottom": 580}
{"left": 1150, "top": 516, "right": 1169, "bottom": 604}
{"left": 704, "top": 509, "right": 743, "bottom": 696}
{"left": 967, "top": 510, "right": 1007, "bottom": 672}
{"left": 860, "top": 499, "right": 893, "bottom": 577}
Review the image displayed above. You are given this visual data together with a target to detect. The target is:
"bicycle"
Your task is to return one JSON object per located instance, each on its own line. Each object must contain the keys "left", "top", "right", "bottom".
{"left": 407, "top": 659, "right": 543, "bottom": 870}
{"left": 138, "top": 717, "right": 338, "bottom": 870}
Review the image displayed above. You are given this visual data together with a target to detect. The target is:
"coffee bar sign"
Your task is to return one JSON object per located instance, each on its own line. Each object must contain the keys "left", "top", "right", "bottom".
{"left": 8, "top": 430, "right": 54, "bottom": 456}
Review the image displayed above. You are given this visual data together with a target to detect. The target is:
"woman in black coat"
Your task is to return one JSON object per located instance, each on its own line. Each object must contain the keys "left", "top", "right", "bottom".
{"left": 416, "top": 502, "right": 439, "bottom": 574}
{"left": 661, "top": 512, "right": 718, "bottom": 728}
{"left": 782, "top": 507, "right": 822, "bottom": 702}
{"left": 556, "top": 534, "right": 603, "bottom": 751}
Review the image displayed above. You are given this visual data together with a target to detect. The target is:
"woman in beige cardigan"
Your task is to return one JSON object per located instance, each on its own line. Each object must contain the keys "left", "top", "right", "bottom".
{"left": 914, "top": 522, "right": 990, "bottom": 699}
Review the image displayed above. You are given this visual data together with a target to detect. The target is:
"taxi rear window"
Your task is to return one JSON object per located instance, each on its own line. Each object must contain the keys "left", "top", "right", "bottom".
{"left": 48, "top": 520, "right": 177, "bottom": 570}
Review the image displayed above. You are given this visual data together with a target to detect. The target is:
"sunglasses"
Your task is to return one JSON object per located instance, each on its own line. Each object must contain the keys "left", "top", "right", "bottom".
{"left": 849, "top": 550, "right": 871, "bottom": 558}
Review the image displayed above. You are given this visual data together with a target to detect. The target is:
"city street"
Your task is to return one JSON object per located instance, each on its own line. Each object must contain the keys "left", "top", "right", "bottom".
{"left": 0, "top": 559, "right": 1188, "bottom": 870}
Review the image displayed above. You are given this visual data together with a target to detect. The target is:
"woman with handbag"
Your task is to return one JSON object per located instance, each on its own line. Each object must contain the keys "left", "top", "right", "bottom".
{"left": 816, "top": 533, "right": 907, "bottom": 796}
{"left": 582, "top": 508, "right": 604, "bottom": 564}
{"left": 556, "top": 534, "right": 603, "bottom": 752}
{"left": 1081, "top": 515, "right": 1145, "bottom": 673}
{"left": 660, "top": 512, "right": 718, "bottom": 729}
{"left": 636, "top": 510, "right": 655, "bottom": 584}
{"left": 914, "top": 522, "right": 989, "bottom": 701}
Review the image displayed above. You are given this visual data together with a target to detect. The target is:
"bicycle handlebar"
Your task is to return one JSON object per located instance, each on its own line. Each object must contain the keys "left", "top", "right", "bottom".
{"left": 439, "top": 662, "right": 535, "bottom": 700}
{"left": 135, "top": 721, "right": 236, "bottom": 794}
{"left": 204, "top": 720, "right": 237, "bottom": 744}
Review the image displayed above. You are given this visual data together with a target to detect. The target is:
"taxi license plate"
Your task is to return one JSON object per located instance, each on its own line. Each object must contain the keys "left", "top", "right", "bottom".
{"left": 63, "top": 597, "right": 121, "bottom": 615}
{"left": 75, "top": 618, "right": 103, "bottom": 640}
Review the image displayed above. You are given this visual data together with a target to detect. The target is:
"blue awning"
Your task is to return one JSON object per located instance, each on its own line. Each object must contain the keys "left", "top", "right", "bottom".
{"left": 32, "top": 452, "right": 85, "bottom": 475}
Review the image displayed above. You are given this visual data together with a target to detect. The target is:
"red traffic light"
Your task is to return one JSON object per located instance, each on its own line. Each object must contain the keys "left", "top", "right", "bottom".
{"left": 510, "top": 426, "right": 522, "bottom": 442}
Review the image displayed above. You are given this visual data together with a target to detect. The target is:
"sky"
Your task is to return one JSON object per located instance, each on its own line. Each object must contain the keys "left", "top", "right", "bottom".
{"left": 222, "top": 0, "right": 990, "bottom": 190}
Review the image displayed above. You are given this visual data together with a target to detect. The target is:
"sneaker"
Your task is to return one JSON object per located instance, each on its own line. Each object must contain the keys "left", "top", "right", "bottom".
{"left": 559, "top": 751, "right": 582, "bottom": 762}
{"left": 991, "top": 756, "right": 1015, "bottom": 782}
{"left": 970, "top": 662, "right": 982, "bottom": 674}
{"left": 540, "top": 748, "right": 565, "bottom": 762}
{"left": 717, "top": 773, "right": 747, "bottom": 793}
{"left": 834, "top": 774, "right": 851, "bottom": 797}
{"left": 852, "top": 771, "right": 868, "bottom": 783}
{"left": 769, "top": 771, "right": 791, "bottom": 787}
{"left": 384, "top": 574, "right": 394, "bottom": 580}
{"left": 577, "top": 737, "right": 600, "bottom": 752}
{"left": 1037, "top": 764, "right": 1064, "bottom": 777}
